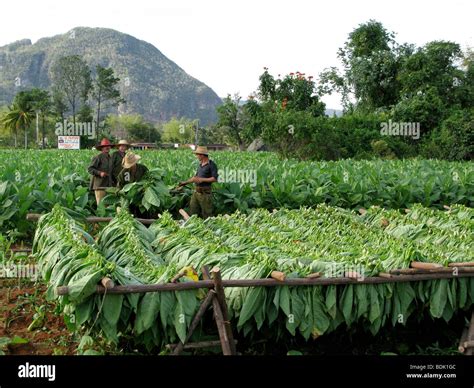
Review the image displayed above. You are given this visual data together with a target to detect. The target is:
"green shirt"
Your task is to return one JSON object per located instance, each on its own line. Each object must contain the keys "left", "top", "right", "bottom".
{"left": 111, "top": 151, "right": 126, "bottom": 183}
{"left": 117, "top": 164, "right": 149, "bottom": 189}
{"left": 88, "top": 152, "right": 114, "bottom": 190}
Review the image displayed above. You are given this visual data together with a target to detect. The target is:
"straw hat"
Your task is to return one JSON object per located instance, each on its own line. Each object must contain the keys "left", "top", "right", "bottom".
{"left": 122, "top": 152, "right": 141, "bottom": 168}
{"left": 193, "top": 146, "right": 209, "bottom": 156}
{"left": 116, "top": 139, "right": 131, "bottom": 148}
{"left": 95, "top": 138, "right": 114, "bottom": 150}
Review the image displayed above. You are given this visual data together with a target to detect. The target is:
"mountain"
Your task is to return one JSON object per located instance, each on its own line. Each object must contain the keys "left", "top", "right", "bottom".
{"left": 0, "top": 27, "right": 222, "bottom": 125}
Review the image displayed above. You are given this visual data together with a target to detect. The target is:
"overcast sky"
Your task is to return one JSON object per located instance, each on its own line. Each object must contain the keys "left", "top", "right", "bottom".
{"left": 0, "top": 0, "right": 473, "bottom": 109}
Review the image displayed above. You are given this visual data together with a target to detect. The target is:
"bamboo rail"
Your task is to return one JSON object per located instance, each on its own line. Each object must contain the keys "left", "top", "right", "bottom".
{"left": 26, "top": 213, "right": 156, "bottom": 225}
{"left": 56, "top": 271, "right": 474, "bottom": 296}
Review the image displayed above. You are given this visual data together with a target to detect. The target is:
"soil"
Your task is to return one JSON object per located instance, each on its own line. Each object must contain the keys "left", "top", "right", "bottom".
{"left": 0, "top": 279, "right": 77, "bottom": 355}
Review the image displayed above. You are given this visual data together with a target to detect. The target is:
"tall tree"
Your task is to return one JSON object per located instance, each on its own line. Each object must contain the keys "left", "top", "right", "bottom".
{"left": 319, "top": 20, "right": 408, "bottom": 111}
{"left": 51, "top": 87, "right": 68, "bottom": 122}
{"left": 161, "top": 117, "right": 195, "bottom": 143}
{"left": 51, "top": 55, "right": 92, "bottom": 128}
{"left": 27, "top": 88, "right": 51, "bottom": 148}
{"left": 105, "top": 114, "right": 160, "bottom": 143}
{"left": 1, "top": 92, "right": 35, "bottom": 148}
{"left": 216, "top": 95, "right": 247, "bottom": 150}
{"left": 92, "top": 65, "right": 124, "bottom": 139}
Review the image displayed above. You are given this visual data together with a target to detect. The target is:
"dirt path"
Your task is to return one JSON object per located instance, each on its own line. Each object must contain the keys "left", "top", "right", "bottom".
{"left": 0, "top": 279, "right": 77, "bottom": 355}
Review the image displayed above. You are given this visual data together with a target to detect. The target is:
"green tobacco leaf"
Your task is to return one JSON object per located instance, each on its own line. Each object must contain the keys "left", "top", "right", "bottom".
{"left": 135, "top": 292, "right": 160, "bottom": 334}
{"left": 75, "top": 299, "right": 94, "bottom": 325}
{"left": 160, "top": 292, "right": 175, "bottom": 329}
{"left": 144, "top": 187, "right": 161, "bottom": 208}
{"left": 238, "top": 287, "right": 264, "bottom": 328}
{"left": 369, "top": 286, "right": 381, "bottom": 324}
{"left": 430, "top": 280, "right": 448, "bottom": 318}
{"left": 325, "top": 286, "right": 337, "bottom": 319}
{"left": 68, "top": 270, "right": 103, "bottom": 304}
{"left": 103, "top": 294, "right": 124, "bottom": 327}
{"left": 341, "top": 285, "right": 354, "bottom": 324}
{"left": 279, "top": 286, "right": 291, "bottom": 316}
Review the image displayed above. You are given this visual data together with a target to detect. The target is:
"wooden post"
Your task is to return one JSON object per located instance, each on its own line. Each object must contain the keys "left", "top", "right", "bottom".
{"left": 172, "top": 290, "right": 215, "bottom": 355}
{"left": 210, "top": 266, "right": 237, "bottom": 355}
{"left": 410, "top": 262, "right": 443, "bottom": 270}
{"left": 203, "top": 266, "right": 236, "bottom": 355}
{"left": 179, "top": 209, "right": 190, "bottom": 221}
{"left": 271, "top": 271, "right": 286, "bottom": 281}
{"left": 458, "top": 329, "right": 469, "bottom": 353}
{"left": 466, "top": 312, "right": 474, "bottom": 356}
{"left": 100, "top": 277, "right": 115, "bottom": 289}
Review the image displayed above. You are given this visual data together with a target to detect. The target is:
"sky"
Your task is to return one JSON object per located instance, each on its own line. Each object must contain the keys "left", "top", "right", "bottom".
{"left": 0, "top": 0, "right": 473, "bottom": 109}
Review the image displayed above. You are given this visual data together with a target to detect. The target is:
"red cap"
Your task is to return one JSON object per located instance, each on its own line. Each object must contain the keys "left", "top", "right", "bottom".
{"left": 96, "top": 138, "right": 114, "bottom": 150}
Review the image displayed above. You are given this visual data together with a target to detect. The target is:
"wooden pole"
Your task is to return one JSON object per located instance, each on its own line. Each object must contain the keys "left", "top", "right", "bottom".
{"left": 410, "top": 261, "right": 443, "bottom": 269}
{"left": 466, "top": 312, "right": 474, "bottom": 356}
{"left": 448, "top": 262, "right": 474, "bottom": 268}
{"left": 56, "top": 280, "right": 215, "bottom": 296}
{"left": 202, "top": 266, "right": 235, "bottom": 355}
{"left": 462, "top": 340, "right": 474, "bottom": 350}
{"left": 179, "top": 209, "right": 190, "bottom": 221}
{"left": 271, "top": 271, "right": 286, "bottom": 281}
{"left": 55, "top": 272, "right": 474, "bottom": 296}
{"left": 100, "top": 277, "right": 115, "bottom": 289}
{"left": 458, "top": 328, "right": 469, "bottom": 353}
{"left": 390, "top": 267, "right": 474, "bottom": 275}
{"left": 210, "top": 267, "right": 236, "bottom": 355}
{"left": 172, "top": 290, "right": 215, "bottom": 355}
{"left": 26, "top": 213, "right": 156, "bottom": 225}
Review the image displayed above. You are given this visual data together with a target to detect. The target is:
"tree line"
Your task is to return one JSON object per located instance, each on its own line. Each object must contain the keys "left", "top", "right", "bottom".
{"left": 0, "top": 56, "right": 125, "bottom": 148}
{"left": 214, "top": 20, "right": 473, "bottom": 160}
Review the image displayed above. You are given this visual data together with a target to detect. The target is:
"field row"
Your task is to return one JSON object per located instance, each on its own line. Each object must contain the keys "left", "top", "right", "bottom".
{"left": 1, "top": 149, "right": 473, "bottom": 237}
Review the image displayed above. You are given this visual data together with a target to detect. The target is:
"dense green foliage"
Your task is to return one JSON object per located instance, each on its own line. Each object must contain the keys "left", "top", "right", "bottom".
{"left": 32, "top": 204, "right": 474, "bottom": 351}
{"left": 0, "top": 150, "right": 472, "bottom": 238}
{"left": 214, "top": 21, "right": 473, "bottom": 160}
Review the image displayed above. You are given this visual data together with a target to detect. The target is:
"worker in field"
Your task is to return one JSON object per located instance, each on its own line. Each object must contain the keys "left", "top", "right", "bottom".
{"left": 88, "top": 138, "right": 114, "bottom": 205}
{"left": 179, "top": 146, "right": 218, "bottom": 219}
{"left": 117, "top": 151, "right": 149, "bottom": 189}
{"left": 111, "top": 139, "right": 131, "bottom": 185}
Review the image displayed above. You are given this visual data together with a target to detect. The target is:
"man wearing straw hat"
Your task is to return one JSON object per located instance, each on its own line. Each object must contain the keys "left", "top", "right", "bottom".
{"left": 88, "top": 138, "right": 115, "bottom": 205}
{"left": 117, "top": 152, "right": 149, "bottom": 189}
{"left": 112, "top": 139, "right": 131, "bottom": 185}
{"left": 179, "top": 146, "right": 218, "bottom": 219}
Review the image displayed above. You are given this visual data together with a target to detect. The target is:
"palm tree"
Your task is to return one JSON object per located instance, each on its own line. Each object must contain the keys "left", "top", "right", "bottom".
{"left": 2, "top": 103, "right": 34, "bottom": 149}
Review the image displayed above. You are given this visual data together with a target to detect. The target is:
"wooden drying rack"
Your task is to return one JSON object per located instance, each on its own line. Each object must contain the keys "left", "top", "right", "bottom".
{"left": 24, "top": 211, "right": 474, "bottom": 356}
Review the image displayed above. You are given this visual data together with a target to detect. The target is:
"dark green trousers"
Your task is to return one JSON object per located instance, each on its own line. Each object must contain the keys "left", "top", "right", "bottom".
{"left": 189, "top": 191, "right": 213, "bottom": 219}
